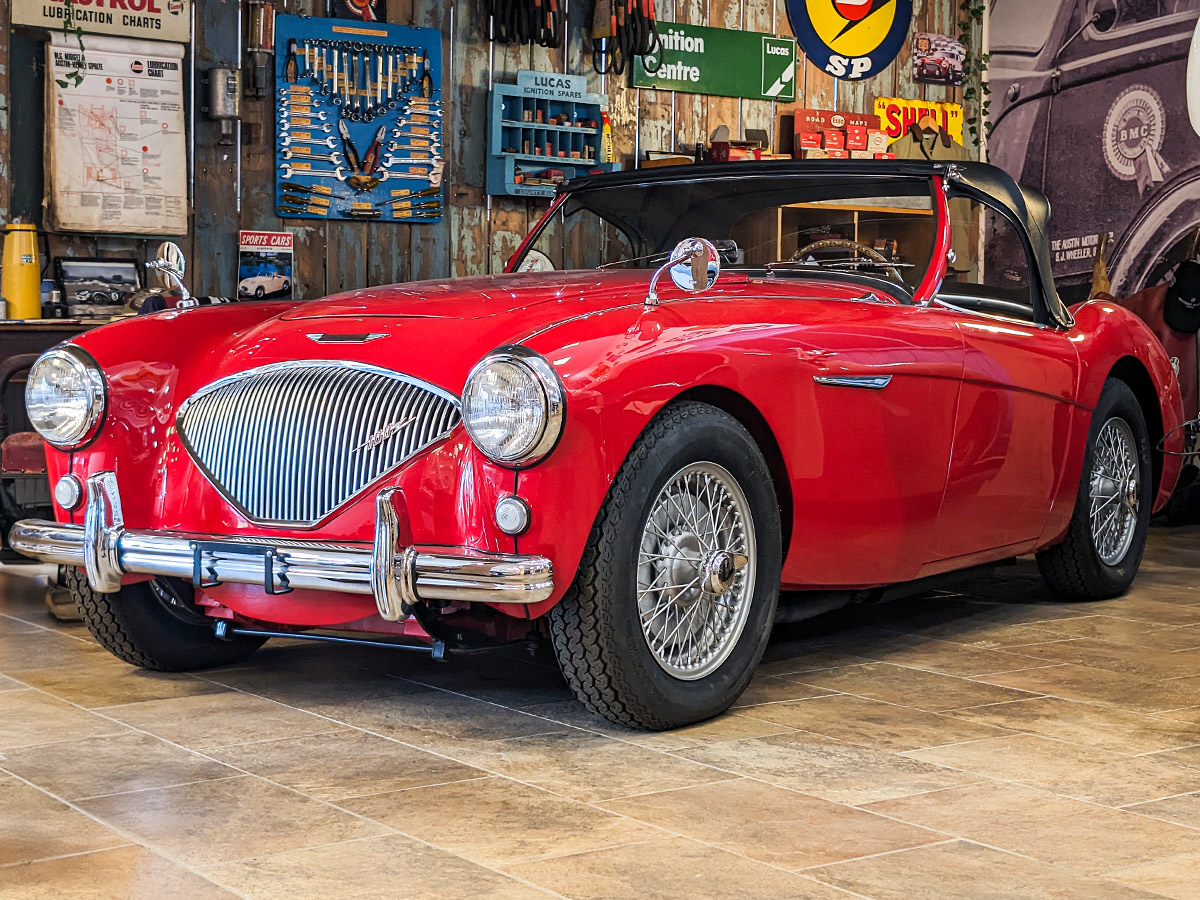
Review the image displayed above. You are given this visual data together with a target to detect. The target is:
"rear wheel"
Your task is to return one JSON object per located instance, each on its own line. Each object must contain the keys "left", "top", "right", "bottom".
{"left": 68, "top": 568, "right": 265, "bottom": 670}
{"left": 1037, "top": 379, "right": 1152, "bottom": 600}
{"left": 548, "top": 401, "right": 782, "bottom": 730}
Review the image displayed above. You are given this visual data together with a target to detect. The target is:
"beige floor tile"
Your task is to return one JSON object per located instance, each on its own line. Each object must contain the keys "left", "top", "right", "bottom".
{"left": 448, "top": 729, "right": 727, "bottom": 802}
{"left": 866, "top": 782, "right": 1200, "bottom": 874}
{"left": 0, "top": 778, "right": 130, "bottom": 866}
{"left": 1033, "top": 615, "right": 1200, "bottom": 650}
{"left": 677, "top": 731, "right": 978, "bottom": 806}
{"left": 1106, "top": 853, "right": 1200, "bottom": 900}
{"left": 98, "top": 691, "right": 344, "bottom": 750}
{"left": 977, "top": 664, "right": 1200, "bottom": 714}
{"left": 1, "top": 731, "right": 237, "bottom": 801}
{"left": 521, "top": 700, "right": 797, "bottom": 751}
{"left": 1, "top": 845, "right": 238, "bottom": 898}
{"left": 505, "top": 835, "right": 850, "bottom": 899}
{"left": 1011, "top": 638, "right": 1200, "bottom": 680}
{"left": 0, "top": 673, "right": 26, "bottom": 692}
{"left": 0, "top": 689, "right": 129, "bottom": 750}
{"left": 906, "top": 733, "right": 1200, "bottom": 806}
{"left": 740, "top": 693, "right": 1015, "bottom": 751}
{"left": 1083, "top": 597, "right": 1200, "bottom": 626}
{"left": 842, "top": 637, "right": 1044, "bottom": 678}
{"left": 399, "top": 653, "right": 575, "bottom": 708}
{"left": 203, "top": 833, "right": 552, "bottom": 899}
{"left": 78, "top": 774, "right": 389, "bottom": 867}
{"left": 601, "top": 777, "right": 942, "bottom": 870}
{"left": 794, "top": 662, "right": 1042, "bottom": 711}
{"left": 1125, "top": 792, "right": 1200, "bottom": 827}
{"left": 0, "top": 630, "right": 108, "bottom": 672}
{"left": 757, "top": 647, "right": 875, "bottom": 676}
{"left": 950, "top": 696, "right": 1200, "bottom": 754}
{"left": 944, "top": 622, "right": 1081, "bottom": 649}
{"left": 206, "top": 729, "right": 487, "bottom": 801}
{"left": 344, "top": 775, "right": 661, "bottom": 866}
{"left": 11, "top": 658, "right": 227, "bottom": 708}
{"left": 0, "top": 613, "right": 43, "bottom": 634}
{"left": 730, "top": 673, "right": 835, "bottom": 707}
{"left": 808, "top": 839, "right": 1166, "bottom": 899}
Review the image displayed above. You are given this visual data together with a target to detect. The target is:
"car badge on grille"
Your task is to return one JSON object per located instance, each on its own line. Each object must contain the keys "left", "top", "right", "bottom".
{"left": 354, "top": 416, "right": 417, "bottom": 453}
{"left": 305, "top": 333, "right": 388, "bottom": 344}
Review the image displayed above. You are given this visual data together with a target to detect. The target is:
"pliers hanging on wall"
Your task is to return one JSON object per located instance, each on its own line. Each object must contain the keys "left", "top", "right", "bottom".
{"left": 591, "top": 0, "right": 659, "bottom": 76}
{"left": 488, "top": 0, "right": 562, "bottom": 48}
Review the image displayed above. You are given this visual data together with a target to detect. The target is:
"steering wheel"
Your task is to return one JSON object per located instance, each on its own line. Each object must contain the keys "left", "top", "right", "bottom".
{"left": 790, "top": 238, "right": 904, "bottom": 284}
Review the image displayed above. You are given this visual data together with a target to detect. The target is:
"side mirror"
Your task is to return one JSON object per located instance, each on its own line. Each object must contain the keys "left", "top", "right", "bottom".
{"left": 1088, "top": 0, "right": 1117, "bottom": 32}
{"left": 146, "top": 241, "right": 191, "bottom": 304}
{"left": 646, "top": 238, "right": 721, "bottom": 306}
{"left": 1190, "top": 16, "right": 1200, "bottom": 137}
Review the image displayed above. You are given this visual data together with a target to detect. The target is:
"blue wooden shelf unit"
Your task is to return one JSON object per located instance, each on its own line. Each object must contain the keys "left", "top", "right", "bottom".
{"left": 487, "top": 71, "right": 620, "bottom": 198}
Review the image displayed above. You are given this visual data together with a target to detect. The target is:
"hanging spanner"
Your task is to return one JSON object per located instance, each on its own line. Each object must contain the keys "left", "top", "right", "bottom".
{"left": 281, "top": 149, "right": 344, "bottom": 165}
{"left": 278, "top": 164, "right": 347, "bottom": 180}
{"left": 280, "top": 134, "right": 338, "bottom": 148}
{"left": 279, "top": 120, "right": 333, "bottom": 134}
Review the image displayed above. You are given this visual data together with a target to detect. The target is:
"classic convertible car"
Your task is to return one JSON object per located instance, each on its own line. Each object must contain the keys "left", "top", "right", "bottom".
{"left": 10, "top": 160, "right": 1184, "bottom": 730}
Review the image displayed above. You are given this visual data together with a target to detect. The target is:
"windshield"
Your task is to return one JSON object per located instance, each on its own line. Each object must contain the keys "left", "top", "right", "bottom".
{"left": 514, "top": 173, "right": 938, "bottom": 293}
{"left": 988, "top": 0, "right": 1058, "bottom": 53}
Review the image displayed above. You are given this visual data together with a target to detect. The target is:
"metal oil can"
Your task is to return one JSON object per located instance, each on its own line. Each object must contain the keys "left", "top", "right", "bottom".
{"left": 1, "top": 223, "right": 42, "bottom": 319}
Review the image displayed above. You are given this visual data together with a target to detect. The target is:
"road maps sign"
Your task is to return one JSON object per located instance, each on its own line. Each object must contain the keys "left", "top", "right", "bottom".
{"left": 633, "top": 24, "right": 797, "bottom": 102}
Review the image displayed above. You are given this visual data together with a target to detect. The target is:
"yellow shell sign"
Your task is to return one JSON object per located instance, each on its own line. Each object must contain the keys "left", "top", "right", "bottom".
{"left": 874, "top": 97, "right": 964, "bottom": 143}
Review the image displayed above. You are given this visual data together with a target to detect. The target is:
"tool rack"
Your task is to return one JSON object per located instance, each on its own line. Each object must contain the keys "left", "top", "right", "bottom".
{"left": 274, "top": 15, "right": 443, "bottom": 223}
{"left": 487, "top": 71, "right": 618, "bottom": 198}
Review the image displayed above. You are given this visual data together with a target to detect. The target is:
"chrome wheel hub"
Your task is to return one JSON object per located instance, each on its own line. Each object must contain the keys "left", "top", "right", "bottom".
{"left": 1089, "top": 417, "right": 1139, "bottom": 567}
{"left": 637, "top": 462, "right": 757, "bottom": 681}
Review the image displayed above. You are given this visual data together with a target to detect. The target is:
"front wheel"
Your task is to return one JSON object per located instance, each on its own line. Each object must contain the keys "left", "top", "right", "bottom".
{"left": 1037, "top": 379, "right": 1152, "bottom": 600}
{"left": 549, "top": 401, "right": 782, "bottom": 730}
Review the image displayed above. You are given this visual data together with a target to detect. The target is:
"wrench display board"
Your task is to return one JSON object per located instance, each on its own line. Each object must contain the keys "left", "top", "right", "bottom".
{"left": 274, "top": 15, "right": 442, "bottom": 223}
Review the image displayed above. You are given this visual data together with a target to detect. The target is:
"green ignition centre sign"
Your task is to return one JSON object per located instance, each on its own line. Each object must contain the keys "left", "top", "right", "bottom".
{"left": 633, "top": 24, "right": 797, "bottom": 102}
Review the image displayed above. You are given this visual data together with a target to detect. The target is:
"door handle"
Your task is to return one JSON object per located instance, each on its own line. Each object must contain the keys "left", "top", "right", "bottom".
{"left": 813, "top": 375, "right": 892, "bottom": 390}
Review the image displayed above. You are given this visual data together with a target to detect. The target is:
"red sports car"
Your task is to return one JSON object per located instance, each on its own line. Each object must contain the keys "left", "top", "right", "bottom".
{"left": 11, "top": 161, "right": 1184, "bottom": 729}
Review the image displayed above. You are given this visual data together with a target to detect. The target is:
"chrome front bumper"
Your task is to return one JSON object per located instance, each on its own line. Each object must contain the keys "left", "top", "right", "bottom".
{"left": 9, "top": 472, "right": 554, "bottom": 622}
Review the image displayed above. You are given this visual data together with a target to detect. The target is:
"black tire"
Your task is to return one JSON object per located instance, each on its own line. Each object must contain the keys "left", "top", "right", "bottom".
{"left": 67, "top": 568, "right": 265, "bottom": 670}
{"left": 254, "top": 285, "right": 265, "bottom": 298}
{"left": 1037, "top": 379, "right": 1153, "bottom": 600}
{"left": 548, "top": 401, "right": 782, "bottom": 730}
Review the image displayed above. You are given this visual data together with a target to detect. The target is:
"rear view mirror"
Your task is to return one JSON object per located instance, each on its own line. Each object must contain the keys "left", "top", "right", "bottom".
{"left": 1189, "top": 17, "right": 1200, "bottom": 137}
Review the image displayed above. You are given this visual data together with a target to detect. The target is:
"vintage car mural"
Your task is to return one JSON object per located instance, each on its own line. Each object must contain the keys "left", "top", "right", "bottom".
{"left": 988, "top": 0, "right": 1200, "bottom": 302}
{"left": 10, "top": 161, "right": 1184, "bottom": 729}
{"left": 237, "top": 272, "right": 292, "bottom": 299}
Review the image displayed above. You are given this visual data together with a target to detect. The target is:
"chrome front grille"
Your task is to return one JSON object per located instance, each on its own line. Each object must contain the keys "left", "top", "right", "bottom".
{"left": 176, "top": 361, "right": 460, "bottom": 526}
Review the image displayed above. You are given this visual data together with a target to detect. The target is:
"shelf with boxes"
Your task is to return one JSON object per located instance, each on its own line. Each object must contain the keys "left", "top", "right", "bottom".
{"left": 488, "top": 71, "right": 619, "bottom": 198}
{"left": 792, "top": 109, "right": 895, "bottom": 160}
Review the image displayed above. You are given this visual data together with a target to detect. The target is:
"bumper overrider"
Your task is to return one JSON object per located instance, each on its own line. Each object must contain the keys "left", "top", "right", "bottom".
{"left": 9, "top": 472, "right": 554, "bottom": 622}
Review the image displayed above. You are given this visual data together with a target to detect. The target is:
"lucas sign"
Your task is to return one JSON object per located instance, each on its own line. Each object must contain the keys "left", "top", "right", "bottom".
{"left": 785, "top": 0, "right": 912, "bottom": 81}
{"left": 14, "top": 0, "right": 192, "bottom": 43}
{"left": 633, "top": 24, "right": 797, "bottom": 102}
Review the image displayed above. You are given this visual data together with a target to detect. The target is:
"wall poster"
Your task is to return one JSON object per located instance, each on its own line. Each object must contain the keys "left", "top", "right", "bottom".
{"left": 14, "top": 0, "right": 192, "bottom": 43}
{"left": 238, "top": 231, "right": 294, "bottom": 301}
{"left": 912, "top": 32, "right": 963, "bottom": 85}
{"left": 988, "top": 0, "right": 1200, "bottom": 300}
{"left": 45, "top": 33, "right": 187, "bottom": 235}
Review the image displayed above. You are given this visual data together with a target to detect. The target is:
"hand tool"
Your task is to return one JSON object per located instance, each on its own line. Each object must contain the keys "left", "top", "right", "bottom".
{"left": 281, "top": 149, "right": 344, "bottom": 165}
{"left": 341, "top": 53, "right": 351, "bottom": 112}
{"left": 280, "top": 120, "right": 333, "bottom": 133}
{"left": 283, "top": 193, "right": 320, "bottom": 207}
{"left": 279, "top": 164, "right": 347, "bottom": 180}
{"left": 386, "top": 54, "right": 397, "bottom": 109}
{"left": 346, "top": 208, "right": 384, "bottom": 219}
{"left": 338, "top": 118, "right": 362, "bottom": 173}
{"left": 319, "top": 46, "right": 331, "bottom": 94}
{"left": 280, "top": 108, "right": 328, "bottom": 122}
{"left": 374, "top": 185, "right": 441, "bottom": 207}
{"left": 281, "top": 181, "right": 333, "bottom": 195}
{"left": 284, "top": 39, "right": 298, "bottom": 82}
{"left": 331, "top": 47, "right": 341, "bottom": 105}
{"left": 280, "top": 134, "right": 338, "bottom": 148}
{"left": 375, "top": 52, "right": 384, "bottom": 114}
{"left": 382, "top": 153, "right": 442, "bottom": 166}
{"left": 362, "top": 124, "right": 387, "bottom": 175}
{"left": 384, "top": 142, "right": 439, "bottom": 155}
{"left": 278, "top": 206, "right": 305, "bottom": 216}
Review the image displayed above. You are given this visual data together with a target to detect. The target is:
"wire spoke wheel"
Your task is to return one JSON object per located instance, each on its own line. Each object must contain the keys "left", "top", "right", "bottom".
{"left": 1089, "top": 417, "right": 1139, "bottom": 566}
{"left": 636, "top": 462, "right": 756, "bottom": 680}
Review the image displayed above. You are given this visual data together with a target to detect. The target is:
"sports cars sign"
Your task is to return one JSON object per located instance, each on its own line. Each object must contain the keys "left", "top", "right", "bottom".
{"left": 785, "top": 0, "right": 912, "bottom": 80}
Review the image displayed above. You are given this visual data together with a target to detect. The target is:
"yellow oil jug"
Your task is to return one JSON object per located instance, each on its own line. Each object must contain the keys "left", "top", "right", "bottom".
{"left": 1, "top": 222, "right": 42, "bottom": 319}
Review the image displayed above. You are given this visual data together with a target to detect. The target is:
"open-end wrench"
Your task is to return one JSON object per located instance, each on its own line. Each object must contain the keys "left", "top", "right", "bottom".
{"left": 386, "top": 53, "right": 396, "bottom": 109}
{"left": 280, "top": 107, "right": 327, "bottom": 122}
{"left": 375, "top": 52, "right": 383, "bottom": 115}
{"left": 278, "top": 164, "right": 347, "bottom": 180}
{"left": 280, "top": 134, "right": 337, "bottom": 148}
{"left": 319, "top": 46, "right": 330, "bottom": 94}
{"left": 349, "top": 53, "right": 361, "bottom": 122}
{"left": 381, "top": 153, "right": 444, "bottom": 167}
{"left": 281, "top": 149, "right": 344, "bottom": 165}
{"left": 279, "top": 120, "right": 334, "bottom": 134}
{"left": 385, "top": 141, "right": 440, "bottom": 155}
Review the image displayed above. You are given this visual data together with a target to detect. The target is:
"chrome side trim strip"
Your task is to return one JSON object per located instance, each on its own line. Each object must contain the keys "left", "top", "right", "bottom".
{"left": 9, "top": 471, "right": 553, "bottom": 614}
{"left": 813, "top": 375, "right": 893, "bottom": 390}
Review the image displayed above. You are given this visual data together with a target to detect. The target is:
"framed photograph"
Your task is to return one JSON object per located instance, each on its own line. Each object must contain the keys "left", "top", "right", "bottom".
{"left": 912, "top": 33, "right": 965, "bottom": 86}
{"left": 54, "top": 257, "right": 140, "bottom": 319}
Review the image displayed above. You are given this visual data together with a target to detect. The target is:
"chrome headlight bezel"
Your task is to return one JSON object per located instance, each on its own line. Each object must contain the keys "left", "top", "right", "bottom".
{"left": 25, "top": 345, "right": 107, "bottom": 450}
{"left": 462, "top": 346, "right": 565, "bottom": 468}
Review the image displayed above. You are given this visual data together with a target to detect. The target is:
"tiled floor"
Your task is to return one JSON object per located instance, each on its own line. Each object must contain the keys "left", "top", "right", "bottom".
{"left": 3, "top": 528, "right": 1200, "bottom": 898}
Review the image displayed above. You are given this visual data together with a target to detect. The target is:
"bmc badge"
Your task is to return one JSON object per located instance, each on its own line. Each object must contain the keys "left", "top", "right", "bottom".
{"left": 1103, "top": 85, "right": 1171, "bottom": 196}
{"left": 785, "top": 0, "right": 913, "bottom": 80}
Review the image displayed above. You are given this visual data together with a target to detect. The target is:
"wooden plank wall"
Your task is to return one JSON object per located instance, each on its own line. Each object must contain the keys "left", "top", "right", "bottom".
{"left": 13, "top": 0, "right": 963, "bottom": 298}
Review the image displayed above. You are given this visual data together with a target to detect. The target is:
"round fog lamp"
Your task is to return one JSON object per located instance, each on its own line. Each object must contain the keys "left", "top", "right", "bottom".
{"left": 495, "top": 496, "right": 531, "bottom": 536}
{"left": 54, "top": 474, "right": 83, "bottom": 511}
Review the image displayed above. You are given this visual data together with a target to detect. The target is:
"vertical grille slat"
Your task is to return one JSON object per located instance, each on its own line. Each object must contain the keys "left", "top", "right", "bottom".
{"left": 176, "top": 362, "right": 461, "bottom": 526}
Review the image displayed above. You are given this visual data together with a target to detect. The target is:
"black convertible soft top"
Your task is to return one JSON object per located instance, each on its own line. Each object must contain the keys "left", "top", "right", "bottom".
{"left": 562, "top": 160, "right": 1072, "bottom": 329}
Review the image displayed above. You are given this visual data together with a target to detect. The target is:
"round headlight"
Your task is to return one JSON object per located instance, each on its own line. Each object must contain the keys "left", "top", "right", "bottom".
{"left": 26, "top": 346, "right": 107, "bottom": 449}
{"left": 462, "top": 348, "right": 564, "bottom": 466}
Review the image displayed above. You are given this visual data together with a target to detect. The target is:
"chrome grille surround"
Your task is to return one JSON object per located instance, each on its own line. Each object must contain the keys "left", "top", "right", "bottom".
{"left": 176, "top": 360, "right": 460, "bottom": 527}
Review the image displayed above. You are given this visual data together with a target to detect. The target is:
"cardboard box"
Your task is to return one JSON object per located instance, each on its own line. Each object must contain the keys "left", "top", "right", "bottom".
{"left": 824, "top": 149, "right": 850, "bottom": 159}
{"left": 797, "top": 131, "right": 823, "bottom": 150}
{"left": 845, "top": 130, "right": 868, "bottom": 151}
{"left": 793, "top": 108, "right": 881, "bottom": 131}
{"left": 803, "top": 148, "right": 831, "bottom": 159}
{"left": 874, "top": 152, "right": 897, "bottom": 160}
{"left": 849, "top": 150, "right": 872, "bottom": 159}
{"left": 866, "top": 130, "right": 889, "bottom": 153}
{"left": 821, "top": 130, "right": 845, "bottom": 150}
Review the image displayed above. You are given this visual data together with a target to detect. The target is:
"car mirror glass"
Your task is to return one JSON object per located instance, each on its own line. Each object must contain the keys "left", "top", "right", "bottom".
{"left": 148, "top": 241, "right": 187, "bottom": 290}
{"left": 647, "top": 238, "right": 721, "bottom": 306}
{"left": 1089, "top": 0, "right": 1117, "bottom": 32}
{"left": 1189, "top": 17, "right": 1200, "bottom": 137}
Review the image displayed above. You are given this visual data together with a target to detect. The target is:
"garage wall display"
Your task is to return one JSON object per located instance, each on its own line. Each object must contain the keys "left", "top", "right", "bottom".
{"left": 785, "top": 0, "right": 913, "bottom": 81}
{"left": 912, "top": 32, "right": 964, "bottom": 86}
{"left": 14, "top": 0, "right": 192, "bottom": 43}
{"left": 632, "top": 24, "right": 797, "bottom": 101}
{"left": 238, "top": 231, "right": 294, "bottom": 301}
{"left": 45, "top": 34, "right": 187, "bottom": 235}
{"left": 874, "top": 97, "right": 963, "bottom": 143}
{"left": 274, "top": 15, "right": 442, "bottom": 223}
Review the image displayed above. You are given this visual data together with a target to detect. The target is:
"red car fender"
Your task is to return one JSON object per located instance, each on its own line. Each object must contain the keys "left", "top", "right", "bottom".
{"left": 1041, "top": 298, "right": 1184, "bottom": 547}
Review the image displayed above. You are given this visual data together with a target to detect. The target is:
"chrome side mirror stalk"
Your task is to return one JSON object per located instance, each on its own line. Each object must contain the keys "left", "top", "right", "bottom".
{"left": 146, "top": 241, "right": 193, "bottom": 306}
{"left": 646, "top": 238, "right": 721, "bottom": 306}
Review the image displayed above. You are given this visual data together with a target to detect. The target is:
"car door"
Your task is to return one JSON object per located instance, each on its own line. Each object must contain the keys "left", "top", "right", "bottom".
{"left": 928, "top": 199, "right": 1081, "bottom": 565}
